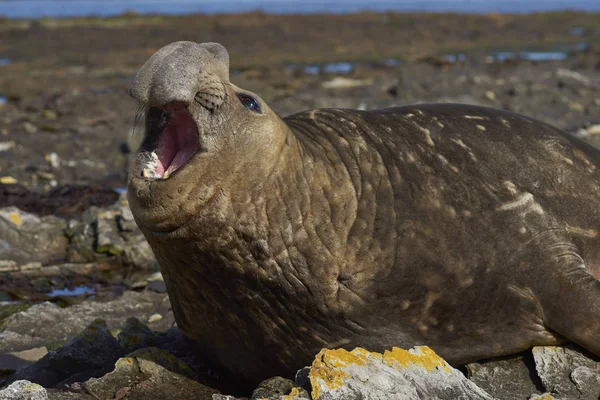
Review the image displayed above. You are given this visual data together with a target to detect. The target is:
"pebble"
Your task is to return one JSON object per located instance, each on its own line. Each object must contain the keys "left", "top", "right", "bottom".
{"left": 0, "top": 260, "right": 18, "bottom": 272}
{"left": 42, "top": 110, "right": 58, "bottom": 120}
{"left": 45, "top": 152, "right": 60, "bottom": 169}
{"left": 0, "top": 141, "right": 15, "bottom": 152}
{"left": 568, "top": 102, "right": 585, "bottom": 112}
{"left": 20, "top": 262, "right": 43, "bottom": 271}
{"left": 484, "top": 91, "right": 497, "bottom": 102}
{"left": 22, "top": 121, "right": 38, "bottom": 134}
{"left": 148, "top": 313, "right": 163, "bottom": 323}
{"left": 321, "top": 77, "right": 373, "bottom": 89}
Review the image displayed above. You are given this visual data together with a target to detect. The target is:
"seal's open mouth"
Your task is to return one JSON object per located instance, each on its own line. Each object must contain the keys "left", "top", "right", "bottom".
{"left": 139, "top": 102, "right": 199, "bottom": 179}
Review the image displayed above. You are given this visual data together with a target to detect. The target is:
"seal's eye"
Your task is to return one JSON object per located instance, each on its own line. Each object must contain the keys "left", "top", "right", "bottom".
{"left": 237, "top": 94, "right": 261, "bottom": 113}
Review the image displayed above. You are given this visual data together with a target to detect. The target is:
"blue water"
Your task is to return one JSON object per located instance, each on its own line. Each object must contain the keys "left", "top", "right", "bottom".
{"left": 324, "top": 62, "right": 353, "bottom": 74}
{"left": 303, "top": 65, "right": 320, "bottom": 75}
{"left": 0, "top": 0, "right": 598, "bottom": 19}
{"left": 489, "top": 42, "right": 589, "bottom": 62}
{"left": 383, "top": 58, "right": 401, "bottom": 67}
{"left": 443, "top": 53, "right": 466, "bottom": 63}
{"left": 48, "top": 285, "right": 95, "bottom": 297}
{"left": 0, "top": 59, "right": 10, "bottom": 66}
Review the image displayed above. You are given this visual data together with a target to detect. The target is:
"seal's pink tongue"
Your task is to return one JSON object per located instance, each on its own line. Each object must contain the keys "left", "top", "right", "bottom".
{"left": 154, "top": 104, "right": 198, "bottom": 178}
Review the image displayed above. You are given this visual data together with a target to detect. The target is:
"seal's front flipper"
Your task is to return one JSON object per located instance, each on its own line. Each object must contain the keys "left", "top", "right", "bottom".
{"left": 540, "top": 260, "right": 600, "bottom": 356}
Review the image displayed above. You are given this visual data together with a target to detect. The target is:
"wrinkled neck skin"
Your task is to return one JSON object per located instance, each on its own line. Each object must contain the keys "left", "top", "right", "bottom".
{"left": 129, "top": 113, "right": 367, "bottom": 381}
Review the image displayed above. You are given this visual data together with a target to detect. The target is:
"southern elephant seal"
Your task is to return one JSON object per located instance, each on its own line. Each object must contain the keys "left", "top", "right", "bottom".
{"left": 127, "top": 41, "right": 600, "bottom": 386}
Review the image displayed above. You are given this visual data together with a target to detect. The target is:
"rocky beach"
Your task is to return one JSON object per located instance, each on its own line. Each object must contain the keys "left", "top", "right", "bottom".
{"left": 0, "top": 10, "right": 599, "bottom": 399}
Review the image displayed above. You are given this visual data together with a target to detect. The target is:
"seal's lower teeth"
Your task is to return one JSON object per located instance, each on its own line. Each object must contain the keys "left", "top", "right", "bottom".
{"left": 162, "top": 170, "right": 171, "bottom": 179}
{"left": 142, "top": 168, "right": 153, "bottom": 178}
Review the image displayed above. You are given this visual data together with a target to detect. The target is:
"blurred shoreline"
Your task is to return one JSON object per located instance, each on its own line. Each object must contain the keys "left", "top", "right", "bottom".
{"left": 1, "top": 0, "right": 600, "bottom": 19}
{"left": 0, "top": 10, "right": 598, "bottom": 189}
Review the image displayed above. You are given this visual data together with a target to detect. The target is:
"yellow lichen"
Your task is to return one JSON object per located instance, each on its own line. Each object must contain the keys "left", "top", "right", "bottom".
{"left": 8, "top": 212, "right": 22, "bottom": 226}
{"left": 282, "top": 387, "right": 301, "bottom": 400}
{"left": 383, "top": 346, "right": 450, "bottom": 372}
{"left": 116, "top": 357, "right": 135, "bottom": 367}
{"left": 23, "top": 383, "right": 42, "bottom": 393}
{"left": 323, "top": 348, "right": 369, "bottom": 369}
{"left": 309, "top": 349, "right": 353, "bottom": 399}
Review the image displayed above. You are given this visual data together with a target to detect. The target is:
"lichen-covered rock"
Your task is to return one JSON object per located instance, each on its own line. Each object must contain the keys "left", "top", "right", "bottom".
{"left": 466, "top": 354, "right": 542, "bottom": 399}
{"left": 0, "top": 207, "right": 68, "bottom": 265}
{"left": 0, "top": 380, "right": 48, "bottom": 400}
{"left": 117, "top": 317, "right": 164, "bottom": 354}
{"left": 532, "top": 346, "right": 600, "bottom": 400}
{"left": 0, "top": 190, "right": 158, "bottom": 271}
{"left": 6, "top": 319, "right": 124, "bottom": 387}
{"left": 308, "top": 346, "right": 495, "bottom": 400}
{"left": 82, "top": 348, "right": 218, "bottom": 400}
{"left": 251, "top": 376, "right": 310, "bottom": 400}
{"left": 65, "top": 196, "right": 159, "bottom": 271}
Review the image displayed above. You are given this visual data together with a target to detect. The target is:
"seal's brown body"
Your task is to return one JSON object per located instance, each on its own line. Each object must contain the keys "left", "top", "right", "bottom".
{"left": 128, "top": 42, "right": 600, "bottom": 386}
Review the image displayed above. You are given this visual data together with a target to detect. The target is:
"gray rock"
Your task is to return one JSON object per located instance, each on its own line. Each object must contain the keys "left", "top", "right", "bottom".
{"left": 64, "top": 218, "right": 97, "bottom": 264}
{"left": 46, "top": 390, "right": 93, "bottom": 400}
{"left": 0, "top": 207, "right": 68, "bottom": 265}
{"left": 82, "top": 347, "right": 218, "bottom": 400}
{"left": 571, "top": 366, "right": 600, "bottom": 399}
{"left": 556, "top": 69, "right": 598, "bottom": 89}
{"left": 251, "top": 376, "right": 310, "bottom": 400}
{"left": 532, "top": 346, "right": 600, "bottom": 400}
{"left": 466, "top": 354, "right": 542, "bottom": 399}
{"left": 66, "top": 195, "right": 159, "bottom": 271}
{"left": 6, "top": 319, "right": 124, "bottom": 388}
{"left": 22, "top": 122, "right": 38, "bottom": 134}
{"left": 0, "top": 380, "right": 48, "bottom": 400}
{"left": 95, "top": 217, "right": 126, "bottom": 256}
{"left": 0, "top": 191, "right": 158, "bottom": 271}
{"left": 117, "top": 317, "right": 164, "bottom": 354}
{"left": 294, "top": 366, "right": 312, "bottom": 394}
{"left": 0, "top": 291, "right": 173, "bottom": 353}
{"left": 308, "top": 346, "right": 495, "bottom": 400}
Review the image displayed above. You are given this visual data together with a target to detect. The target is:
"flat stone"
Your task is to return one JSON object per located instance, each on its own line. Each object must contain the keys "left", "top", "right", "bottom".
{"left": 0, "top": 207, "right": 68, "bottom": 266}
{"left": 532, "top": 345, "right": 600, "bottom": 400}
{"left": 466, "top": 353, "right": 542, "bottom": 399}
{"left": 0, "top": 260, "right": 18, "bottom": 272}
{"left": 9, "top": 347, "right": 48, "bottom": 362}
